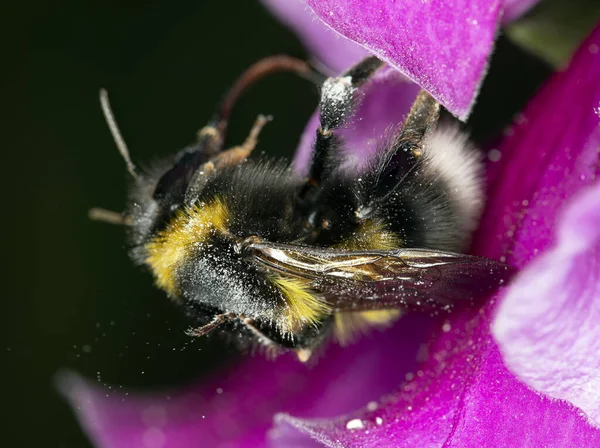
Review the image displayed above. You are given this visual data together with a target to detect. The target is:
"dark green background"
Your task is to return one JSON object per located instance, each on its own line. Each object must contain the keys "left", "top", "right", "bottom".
{"left": 3, "top": 1, "right": 597, "bottom": 447}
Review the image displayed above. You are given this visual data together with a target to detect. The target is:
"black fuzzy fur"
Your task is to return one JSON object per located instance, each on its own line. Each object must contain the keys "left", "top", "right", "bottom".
{"left": 123, "top": 58, "right": 479, "bottom": 352}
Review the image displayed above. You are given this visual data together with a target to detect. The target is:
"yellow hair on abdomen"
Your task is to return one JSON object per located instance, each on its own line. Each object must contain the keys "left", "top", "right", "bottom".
{"left": 360, "top": 310, "right": 403, "bottom": 324}
{"left": 337, "top": 219, "right": 401, "bottom": 251}
{"left": 145, "top": 198, "right": 229, "bottom": 296}
{"left": 334, "top": 309, "right": 402, "bottom": 345}
{"left": 271, "top": 275, "right": 331, "bottom": 333}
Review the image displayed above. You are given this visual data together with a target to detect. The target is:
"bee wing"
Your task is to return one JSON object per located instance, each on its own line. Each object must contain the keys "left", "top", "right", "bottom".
{"left": 248, "top": 242, "right": 515, "bottom": 312}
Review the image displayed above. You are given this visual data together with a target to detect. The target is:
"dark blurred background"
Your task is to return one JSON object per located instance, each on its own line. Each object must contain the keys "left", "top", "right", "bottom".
{"left": 2, "top": 1, "right": 598, "bottom": 446}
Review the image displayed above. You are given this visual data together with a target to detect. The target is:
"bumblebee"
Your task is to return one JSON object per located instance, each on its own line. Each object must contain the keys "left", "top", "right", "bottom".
{"left": 92, "top": 56, "right": 513, "bottom": 362}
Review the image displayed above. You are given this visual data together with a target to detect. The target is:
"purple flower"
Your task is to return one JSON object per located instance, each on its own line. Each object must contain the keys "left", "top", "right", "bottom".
{"left": 61, "top": 3, "right": 600, "bottom": 447}
{"left": 264, "top": 0, "right": 541, "bottom": 120}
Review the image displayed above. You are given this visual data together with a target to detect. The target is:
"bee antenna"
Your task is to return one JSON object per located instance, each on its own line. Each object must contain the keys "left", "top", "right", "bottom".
{"left": 186, "top": 312, "right": 235, "bottom": 338}
{"left": 99, "top": 89, "right": 140, "bottom": 180}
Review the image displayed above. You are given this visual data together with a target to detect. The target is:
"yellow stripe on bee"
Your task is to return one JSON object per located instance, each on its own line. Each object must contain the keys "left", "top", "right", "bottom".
{"left": 145, "top": 198, "right": 229, "bottom": 296}
{"left": 334, "top": 309, "right": 402, "bottom": 345}
{"left": 337, "top": 220, "right": 401, "bottom": 251}
{"left": 271, "top": 275, "right": 331, "bottom": 333}
{"left": 360, "top": 309, "right": 402, "bottom": 324}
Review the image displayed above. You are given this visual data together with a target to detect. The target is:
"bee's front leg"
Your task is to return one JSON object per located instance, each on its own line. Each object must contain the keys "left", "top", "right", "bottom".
{"left": 305, "top": 56, "right": 386, "bottom": 191}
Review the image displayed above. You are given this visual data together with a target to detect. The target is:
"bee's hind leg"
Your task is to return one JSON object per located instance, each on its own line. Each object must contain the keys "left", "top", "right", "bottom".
{"left": 369, "top": 90, "right": 441, "bottom": 203}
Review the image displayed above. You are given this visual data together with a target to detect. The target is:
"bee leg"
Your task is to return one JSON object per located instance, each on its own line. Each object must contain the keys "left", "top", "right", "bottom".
{"left": 88, "top": 207, "right": 133, "bottom": 226}
{"left": 307, "top": 56, "right": 385, "bottom": 187}
{"left": 192, "top": 56, "right": 323, "bottom": 158}
{"left": 184, "top": 115, "right": 273, "bottom": 202}
{"left": 186, "top": 312, "right": 235, "bottom": 337}
{"left": 187, "top": 56, "right": 324, "bottom": 175}
{"left": 397, "top": 90, "right": 440, "bottom": 152}
{"left": 372, "top": 90, "right": 440, "bottom": 201}
{"left": 194, "top": 124, "right": 224, "bottom": 157}
{"left": 210, "top": 114, "right": 273, "bottom": 169}
{"left": 241, "top": 317, "right": 279, "bottom": 348}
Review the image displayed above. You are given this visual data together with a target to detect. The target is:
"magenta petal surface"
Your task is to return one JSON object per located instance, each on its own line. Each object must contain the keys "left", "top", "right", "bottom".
{"left": 276, "top": 310, "right": 600, "bottom": 447}
{"left": 475, "top": 29, "right": 600, "bottom": 264}
{"left": 261, "top": 0, "right": 368, "bottom": 74}
{"left": 304, "top": 0, "right": 501, "bottom": 120}
{"left": 60, "top": 315, "right": 433, "bottom": 448}
{"left": 273, "top": 25, "right": 600, "bottom": 448}
{"left": 488, "top": 24, "right": 600, "bottom": 428}
{"left": 494, "top": 184, "right": 600, "bottom": 426}
{"left": 503, "top": 0, "right": 540, "bottom": 23}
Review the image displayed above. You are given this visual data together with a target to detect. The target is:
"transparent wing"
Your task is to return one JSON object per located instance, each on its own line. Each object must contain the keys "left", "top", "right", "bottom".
{"left": 248, "top": 242, "right": 515, "bottom": 312}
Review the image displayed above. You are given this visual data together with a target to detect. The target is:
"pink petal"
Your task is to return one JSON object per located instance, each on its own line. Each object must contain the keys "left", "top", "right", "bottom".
{"left": 503, "top": 0, "right": 541, "bottom": 24}
{"left": 276, "top": 332, "right": 600, "bottom": 447}
{"left": 261, "top": 0, "right": 369, "bottom": 74}
{"left": 474, "top": 30, "right": 600, "bottom": 263}
{"left": 488, "top": 24, "right": 600, "bottom": 425}
{"left": 304, "top": 0, "right": 502, "bottom": 120}
{"left": 493, "top": 184, "right": 600, "bottom": 426}
{"left": 272, "top": 24, "right": 600, "bottom": 448}
{"left": 59, "top": 315, "right": 434, "bottom": 448}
